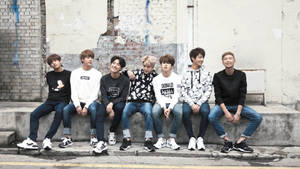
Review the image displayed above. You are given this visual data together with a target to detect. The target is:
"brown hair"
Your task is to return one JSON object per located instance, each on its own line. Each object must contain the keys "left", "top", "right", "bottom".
{"left": 222, "top": 51, "right": 235, "bottom": 60}
{"left": 80, "top": 49, "right": 94, "bottom": 62}
{"left": 47, "top": 54, "right": 61, "bottom": 65}
{"left": 159, "top": 54, "right": 175, "bottom": 66}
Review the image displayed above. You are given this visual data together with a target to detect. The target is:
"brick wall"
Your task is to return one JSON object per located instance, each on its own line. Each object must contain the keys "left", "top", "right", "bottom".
{"left": 0, "top": 0, "right": 43, "bottom": 101}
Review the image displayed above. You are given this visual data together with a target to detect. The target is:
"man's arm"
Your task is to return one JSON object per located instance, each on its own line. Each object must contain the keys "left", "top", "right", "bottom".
{"left": 238, "top": 72, "right": 247, "bottom": 106}
{"left": 70, "top": 71, "right": 80, "bottom": 108}
{"left": 84, "top": 71, "right": 101, "bottom": 109}
{"left": 181, "top": 71, "right": 195, "bottom": 107}
{"left": 153, "top": 76, "right": 166, "bottom": 109}
{"left": 197, "top": 72, "right": 212, "bottom": 106}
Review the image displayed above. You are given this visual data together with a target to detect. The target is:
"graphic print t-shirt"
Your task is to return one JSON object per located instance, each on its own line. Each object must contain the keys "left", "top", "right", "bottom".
{"left": 100, "top": 73, "right": 130, "bottom": 107}
{"left": 70, "top": 67, "right": 102, "bottom": 108}
{"left": 152, "top": 72, "right": 181, "bottom": 110}
{"left": 46, "top": 70, "right": 71, "bottom": 103}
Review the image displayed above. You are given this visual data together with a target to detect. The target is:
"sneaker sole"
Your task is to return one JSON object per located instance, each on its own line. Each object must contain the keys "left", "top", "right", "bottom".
{"left": 93, "top": 147, "right": 108, "bottom": 154}
{"left": 221, "top": 148, "right": 232, "bottom": 153}
{"left": 17, "top": 145, "right": 38, "bottom": 150}
{"left": 58, "top": 143, "right": 73, "bottom": 148}
{"left": 120, "top": 146, "right": 131, "bottom": 151}
{"left": 233, "top": 147, "right": 253, "bottom": 153}
{"left": 108, "top": 142, "right": 116, "bottom": 145}
{"left": 144, "top": 147, "right": 155, "bottom": 152}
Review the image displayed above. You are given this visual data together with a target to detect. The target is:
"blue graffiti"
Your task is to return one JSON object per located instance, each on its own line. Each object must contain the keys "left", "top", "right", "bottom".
{"left": 145, "top": 0, "right": 151, "bottom": 24}
{"left": 12, "top": 0, "right": 19, "bottom": 66}
{"left": 145, "top": 30, "right": 149, "bottom": 46}
{"left": 145, "top": 0, "right": 151, "bottom": 46}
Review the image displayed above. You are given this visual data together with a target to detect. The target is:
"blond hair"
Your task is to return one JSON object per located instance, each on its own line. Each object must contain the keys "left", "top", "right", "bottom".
{"left": 141, "top": 55, "right": 157, "bottom": 67}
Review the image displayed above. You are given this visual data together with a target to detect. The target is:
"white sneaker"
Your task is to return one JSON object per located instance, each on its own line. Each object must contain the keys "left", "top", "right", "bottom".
{"left": 188, "top": 137, "right": 196, "bottom": 150}
{"left": 42, "top": 138, "right": 52, "bottom": 150}
{"left": 17, "top": 138, "right": 38, "bottom": 150}
{"left": 196, "top": 137, "right": 205, "bottom": 150}
{"left": 167, "top": 138, "right": 180, "bottom": 150}
{"left": 90, "top": 137, "right": 98, "bottom": 147}
{"left": 108, "top": 132, "right": 116, "bottom": 145}
{"left": 93, "top": 141, "right": 108, "bottom": 154}
{"left": 154, "top": 137, "right": 166, "bottom": 149}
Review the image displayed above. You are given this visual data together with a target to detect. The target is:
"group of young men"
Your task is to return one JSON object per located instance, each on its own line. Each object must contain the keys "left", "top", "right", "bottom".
{"left": 17, "top": 48, "right": 262, "bottom": 154}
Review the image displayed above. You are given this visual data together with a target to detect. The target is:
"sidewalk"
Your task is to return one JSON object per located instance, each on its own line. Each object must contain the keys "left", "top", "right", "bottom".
{"left": 1, "top": 142, "right": 300, "bottom": 160}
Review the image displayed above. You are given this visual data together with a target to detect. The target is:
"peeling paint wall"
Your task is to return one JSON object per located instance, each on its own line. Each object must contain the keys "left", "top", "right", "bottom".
{"left": 46, "top": 0, "right": 107, "bottom": 54}
{"left": 116, "top": 0, "right": 177, "bottom": 44}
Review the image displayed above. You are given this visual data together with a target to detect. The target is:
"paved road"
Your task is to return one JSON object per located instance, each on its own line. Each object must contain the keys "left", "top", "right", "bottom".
{"left": 0, "top": 154, "right": 300, "bottom": 169}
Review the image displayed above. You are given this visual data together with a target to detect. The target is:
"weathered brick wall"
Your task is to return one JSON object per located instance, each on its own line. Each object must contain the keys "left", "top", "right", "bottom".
{"left": 0, "top": 0, "right": 43, "bottom": 101}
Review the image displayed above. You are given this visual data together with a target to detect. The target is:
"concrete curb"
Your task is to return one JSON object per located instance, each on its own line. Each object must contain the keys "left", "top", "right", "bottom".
{"left": 0, "top": 142, "right": 296, "bottom": 160}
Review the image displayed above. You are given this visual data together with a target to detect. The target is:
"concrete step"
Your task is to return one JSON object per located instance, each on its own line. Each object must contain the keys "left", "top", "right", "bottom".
{"left": 0, "top": 131, "right": 15, "bottom": 145}
{"left": 0, "top": 102, "right": 299, "bottom": 146}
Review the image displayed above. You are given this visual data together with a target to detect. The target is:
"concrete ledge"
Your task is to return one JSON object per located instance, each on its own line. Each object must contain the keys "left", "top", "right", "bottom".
{"left": 0, "top": 131, "right": 15, "bottom": 145}
{"left": 0, "top": 102, "right": 299, "bottom": 146}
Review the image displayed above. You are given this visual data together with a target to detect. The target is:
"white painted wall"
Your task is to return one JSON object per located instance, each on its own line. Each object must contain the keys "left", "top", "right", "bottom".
{"left": 194, "top": 0, "right": 300, "bottom": 105}
{"left": 46, "top": 0, "right": 107, "bottom": 54}
{"left": 281, "top": 0, "right": 300, "bottom": 105}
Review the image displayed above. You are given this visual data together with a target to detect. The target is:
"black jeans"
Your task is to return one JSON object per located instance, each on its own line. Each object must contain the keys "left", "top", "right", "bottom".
{"left": 29, "top": 100, "right": 67, "bottom": 141}
{"left": 96, "top": 102, "right": 125, "bottom": 141}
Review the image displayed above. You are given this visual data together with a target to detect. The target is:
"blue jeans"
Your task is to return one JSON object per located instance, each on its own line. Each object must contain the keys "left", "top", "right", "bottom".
{"left": 95, "top": 102, "right": 125, "bottom": 141}
{"left": 182, "top": 102, "right": 210, "bottom": 138}
{"left": 208, "top": 105, "right": 263, "bottom": 138}
{"left": 29, "top": 100, "right": 68, "bottom": 141}
{"left": 152, "top": 103, "right": 182, "bottom": 138}
{"left": 62, "top": 101, "right": 99, "bottom": 136}
{"left": 122, "top": 102, "right": 153, "bottom": 139}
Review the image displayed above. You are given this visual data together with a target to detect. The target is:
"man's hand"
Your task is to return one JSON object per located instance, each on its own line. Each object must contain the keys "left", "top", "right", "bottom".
{"left": 108, "top": 110, "right": 115, "bottom": 120}
{"left": 81, "top": 107, "right": 88, "bottom": 116}
{"left": 127, "top": 70, "right": 136, "bottom": 80}
{"left": 106, "top": 102, "right": 113, "bottom": 113}
{"left": 232, "top": 113, "right": 241, "bottom": 123}
{"left": 224, "top": 112, "right": 234, "bottom": 122}
{"left": 76, "top": 106, "right": 82, "bottom": 115}
{"left": 164, "top": 108, "right": 171, "bottom": 120}
{"left": 191, "top": 104, "right": 200, "bottom": 114}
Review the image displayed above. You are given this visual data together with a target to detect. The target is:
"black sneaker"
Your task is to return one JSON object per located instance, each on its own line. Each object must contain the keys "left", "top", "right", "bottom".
{"left": 233, "top": 141, "right": 254, "bottom": 153}
{"left": 120, "top": 138, "right": 131, "bottom": 151}
{"left": 58, "top": 137, "right": 73, "bottom": 148}
{"left": 144, "top": 140, "right": 155, "bottom": 152}
{"left": 221, "top": 141, "right": 233, "bottom": 153}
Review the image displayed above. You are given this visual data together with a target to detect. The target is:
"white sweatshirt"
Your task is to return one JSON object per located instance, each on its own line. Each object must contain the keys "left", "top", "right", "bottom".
{"left": 153, "top": 72, "right": 181, "bottom": 110}
{"left": 70, "top": 67, "right": 102, "bottom": 108}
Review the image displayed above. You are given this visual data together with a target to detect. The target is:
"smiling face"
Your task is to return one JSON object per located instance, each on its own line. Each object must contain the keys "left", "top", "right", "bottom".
{"left": 222, "top": 54, "right": 235, "bottom": 69}
{"left": 110, "top": 59, "right": 122, "bottom": 73}
{"left": 192, "top": 53, "right": 204, "bottom": 68}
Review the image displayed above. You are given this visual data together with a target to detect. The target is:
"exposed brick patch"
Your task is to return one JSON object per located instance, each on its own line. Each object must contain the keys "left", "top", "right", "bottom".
{"left": 0, "top": 0, "right": 43, "bottom": 101}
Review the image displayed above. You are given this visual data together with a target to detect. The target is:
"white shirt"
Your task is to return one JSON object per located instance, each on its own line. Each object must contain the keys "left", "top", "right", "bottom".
{"left": 153, "top": 72, "right": 181, "bottom": 110}
{"left": 70, "top": 67, "right": 102, "bottom": 108}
